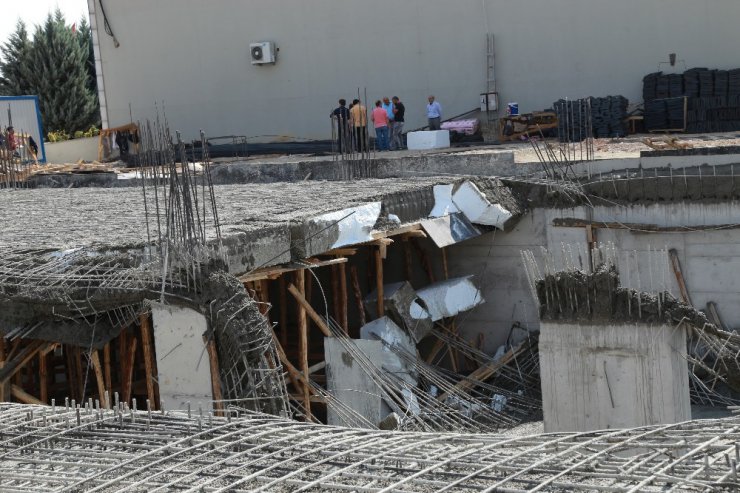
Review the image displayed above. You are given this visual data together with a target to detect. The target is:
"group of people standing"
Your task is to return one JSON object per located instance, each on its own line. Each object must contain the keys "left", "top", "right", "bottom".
{"left": 331, "top": 95, "right": 442, "bottom": 153}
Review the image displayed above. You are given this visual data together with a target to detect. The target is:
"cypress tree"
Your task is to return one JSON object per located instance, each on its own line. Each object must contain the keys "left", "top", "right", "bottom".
{"left": 28, "top": 10, "right": 98, "bottom": 133}
{"left": 0, "top": 20, "right": 33, "bottom": 96}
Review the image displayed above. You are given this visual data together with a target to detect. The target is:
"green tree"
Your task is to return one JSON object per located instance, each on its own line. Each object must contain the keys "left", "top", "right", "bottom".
{"left": 28, "top": 10, "right": 98, "bottom": 133}
{"left": 0, "top": 20, "right": 33, "bottom": 96}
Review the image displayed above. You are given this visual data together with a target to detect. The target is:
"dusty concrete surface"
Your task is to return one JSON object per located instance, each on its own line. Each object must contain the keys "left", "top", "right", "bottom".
{"left": 0, "top": 178, "right": 457, "bottom": 251}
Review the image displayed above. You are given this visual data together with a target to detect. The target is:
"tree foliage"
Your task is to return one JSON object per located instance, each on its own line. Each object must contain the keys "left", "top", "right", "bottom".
{"left": 0, "top": 20, "right": 32, "bottom": 96}
{"left": 0, "top": 10, "right": 100, "bottom": 135}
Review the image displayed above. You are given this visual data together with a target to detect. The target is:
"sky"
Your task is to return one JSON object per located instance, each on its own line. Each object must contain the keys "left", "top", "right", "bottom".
{"left": 0, "top": 0, "right": 88, "bottom": 45}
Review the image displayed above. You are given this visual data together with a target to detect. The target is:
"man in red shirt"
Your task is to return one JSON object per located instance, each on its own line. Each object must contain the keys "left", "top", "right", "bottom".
{"left": 371, "top": 100, "right": 389, "bottom": 151}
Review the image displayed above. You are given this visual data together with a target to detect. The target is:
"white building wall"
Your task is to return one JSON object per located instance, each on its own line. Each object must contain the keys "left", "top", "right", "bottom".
{"left": 90, "top": 0, "right": 740, "bottom": 140}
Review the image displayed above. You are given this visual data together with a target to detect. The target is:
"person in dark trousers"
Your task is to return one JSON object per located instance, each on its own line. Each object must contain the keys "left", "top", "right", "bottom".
{"left": 391, "top": 96, "right": 405, "bottom": 150}
{"left": 350, "top": 98, "right": 368, "bottom": 152}
{"left": 427, "top": 95, "right": 442, "bottom": 130}
{"left": 371, "top": 100, "right": 390, "bottom": 151}
{"left": 330, "top": 98, "right": 350, "bottom": 153}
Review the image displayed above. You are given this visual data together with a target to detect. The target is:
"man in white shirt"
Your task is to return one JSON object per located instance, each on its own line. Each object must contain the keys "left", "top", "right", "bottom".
{"left": 426, "top": 95, "right": 442, "bottom": 130}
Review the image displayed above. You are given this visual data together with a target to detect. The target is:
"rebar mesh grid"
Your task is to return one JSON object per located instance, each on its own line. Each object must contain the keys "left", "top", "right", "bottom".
{"left": 1, "top": 402, "right": 739, "bottom": 492}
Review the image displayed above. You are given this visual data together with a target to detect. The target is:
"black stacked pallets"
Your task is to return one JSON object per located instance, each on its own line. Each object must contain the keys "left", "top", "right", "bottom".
{"left": 643, "top": 67, "right": 740, "bottom": 133}
{"left": 553, "top": 95, "right": 629, "bottom": 141}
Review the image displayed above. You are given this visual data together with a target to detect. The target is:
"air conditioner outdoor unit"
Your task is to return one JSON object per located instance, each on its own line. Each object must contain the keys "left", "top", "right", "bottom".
{"left": 250, "top": 41, "right": 276, "bottom": 65}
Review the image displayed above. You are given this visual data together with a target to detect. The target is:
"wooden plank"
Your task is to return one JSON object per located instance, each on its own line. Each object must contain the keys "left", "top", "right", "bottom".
{"left": 322, "top": 248, "right": 358, "bottom": 257}
{"left": 288, "top": 283, "right": 332, "bottom": 338}
{"left": 669, "top": 248, "right": 693, "bottom": 306}
{"left": 375, "top": 247, "right": 385, "bottom": 317}
{"left": 90, "top": 350, "right": 107, "bottom": 408}
{"left": 271, "top": 331, "right": 306, "bottom": 395}
{"left": 139, "top": 312, "right": 157, "bottom": 409}
{"left": 294, "top": 270, "right": 311, "bottom": 421}
{"left": 121, "top": 337, "right": 138, "bottom": 405}
{"left": 371, "top": 223, "right": 422, "bottom": 239}
{"left": 552, "top": 217, "right": 740, "bottom": 233}
{"left": 203, "top": 336, "right": 225, "bottom": 417}
{"left": 350, "top": 265, "right": 366, "bottom": 329}
{"left": 437, "top": 342, "right": 527, "bottom": 402}
{"left": 0, "top": 340, "right": 48, "bottom": 387}
{"left": 239, "top": 257, "right": 348, "bottom": 283}
{"left": 338, "top": 260, "right": 348, "bottom": 334}
{"left": 11, "top": 385, "right": 44, "bottom": 405}
{"left": 331, "top": 265, "right": 341, "bottom": 329}
{"left": 278, "top": 275, "right": 288, "bottom": 348}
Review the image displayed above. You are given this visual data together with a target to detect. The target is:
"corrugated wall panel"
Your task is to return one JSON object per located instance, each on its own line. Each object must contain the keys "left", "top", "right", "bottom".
{"left": 0, "top": 96, "right": 46, "bottom": 162}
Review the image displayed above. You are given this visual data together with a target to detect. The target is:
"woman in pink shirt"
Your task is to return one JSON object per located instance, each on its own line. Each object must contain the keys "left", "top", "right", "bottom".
{"left": 371, "top": 100, "right": 389, "bottom": 151}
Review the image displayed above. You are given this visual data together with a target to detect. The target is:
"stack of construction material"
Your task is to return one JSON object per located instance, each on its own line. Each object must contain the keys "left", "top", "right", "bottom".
{"left": 643, "top": 67, "right": 740, "bottom": 132}
{"left": 553, "top": 95, "right": 628, "bottom": 142}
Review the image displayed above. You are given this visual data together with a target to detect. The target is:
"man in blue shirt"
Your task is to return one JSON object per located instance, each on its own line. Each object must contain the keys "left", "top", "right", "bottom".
{"left": 427, "top": 95, "right": 442, "bottom": 130}
{"left": 382, "top": 97, "right": 395, "bottom": 148}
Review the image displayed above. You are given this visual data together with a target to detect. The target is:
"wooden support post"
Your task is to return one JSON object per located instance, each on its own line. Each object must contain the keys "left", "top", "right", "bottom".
{"left": 103, "top": 343, "right": 112, "bottom": 395}
{"left": 338, "top": 260, "right": 348, "bottom": 334}
{"left": 0, "top": 340, "right": 48, "bottom": 388}
{"left": 331, "top": 265, "right": 341, "bottom": 327}
{"left": 402, "top": 238, "right": 414, "bottom": 283}
{"left": 65, "top": 345, "right": 78, "bottom": 403}
{"left": 271, "top": 331, "right": 304, "bottom": 395}
{"left": 260, "top": 279, "right": 272, "bottom": 324}
{"left": 350, "top": 265, "right": 366, "bottom": 329}
{"left": 121, "top": 337, "right": 138, "bottom": 405}
{"left": 139, "top": 312, "right": 157, "bottom": 409}
{"left": 278, "top": 275, "right": 289, "bottom": 348}
{"left": 203, "top": 336, "right": 225, "bottom": 417}
{"left": 375, "top": 246, "right": 385, "bottom": 317}
{"left": 294, "top": 269, "right": 311, "bottom": 421}
{"left": 11, "top": 385, "right": 44, "bottom": 405}
{"left": 119, "top": 329, "right": 128, "bottom": 393}
{"left": 288, "top": 283, "right": 333, "bottom": 338}
{"left": 39, "top": 351, "right": 48, "bottom": 404}
{"left": 411, "top": 237, "right": 435, "bottom": 283}
{"left": 669, "top": 248, "right": 693, "bottom": 306}
{"left": 441, "top": 247, "right": 450, "bottom": 280}
{"left": 90, "top": 350, "right": 107, "bottom": 408}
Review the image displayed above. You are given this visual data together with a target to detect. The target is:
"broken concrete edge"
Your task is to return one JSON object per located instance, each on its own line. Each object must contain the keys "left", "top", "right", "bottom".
{"left": 534, "top": 264, "right": 717, "bottom": 330}
{"left": 416, "top": 275, "right": 486, "bottom": 322}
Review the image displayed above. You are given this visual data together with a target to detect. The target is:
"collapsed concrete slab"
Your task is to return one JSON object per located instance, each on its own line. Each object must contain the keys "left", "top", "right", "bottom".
{"left": 452, "top": 180, "right": 513, "bottom": 229}
{"left": 359, "top": 317, "right": 417, "bottom": 386}
{"left": 290, "top": 202, "right": 381, "bottom": 258}
{"left": 421, "top": 213, "right": 482, "bottom": 248}
{"left": 416, "top": 276, "right": 484, "bottom": 321}
{"left": 364, "top": 282, "right": 433, "bottom": 343}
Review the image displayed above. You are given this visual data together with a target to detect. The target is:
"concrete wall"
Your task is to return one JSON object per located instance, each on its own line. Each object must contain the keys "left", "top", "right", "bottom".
{"left": 151, "top": 302, "right": 214, "bottom": 411}
{"left": 540, "top": 321, "right": 691, "bottom": 432}
{"left": 90, "top": 0, "right": 740, "bottom": 140}
{"left": 44, "top": 137, "right": 99, "bottom": 164}
{"left": 450, "top": 202, "right": 740, "bottom": 352}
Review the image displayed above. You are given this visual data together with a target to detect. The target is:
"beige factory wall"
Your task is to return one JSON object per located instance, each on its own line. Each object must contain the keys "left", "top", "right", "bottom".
{"left": 90, "top": 0, "right": 740, "bottom": 141}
